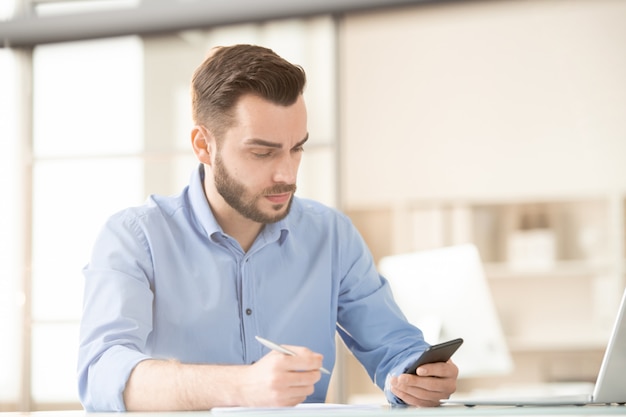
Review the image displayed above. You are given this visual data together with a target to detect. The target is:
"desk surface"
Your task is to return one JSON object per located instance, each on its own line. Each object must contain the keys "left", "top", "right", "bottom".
{"left": 2, "top": 405, "right": 626, "bottom": 417}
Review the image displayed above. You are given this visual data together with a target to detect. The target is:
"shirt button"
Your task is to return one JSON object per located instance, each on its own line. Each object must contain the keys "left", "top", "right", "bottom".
{"left": 245, "top": 308, "right": 252, "bottom": 315}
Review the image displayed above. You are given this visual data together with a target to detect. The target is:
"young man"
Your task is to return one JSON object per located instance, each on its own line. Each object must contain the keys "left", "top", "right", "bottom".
{"left": 77, "top": 44, "right": 458, "bottom": 412}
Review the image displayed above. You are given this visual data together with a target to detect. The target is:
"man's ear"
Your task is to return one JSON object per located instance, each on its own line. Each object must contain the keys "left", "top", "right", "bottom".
{"left": 191, "top": 125, "right": 215, "bottom": 166}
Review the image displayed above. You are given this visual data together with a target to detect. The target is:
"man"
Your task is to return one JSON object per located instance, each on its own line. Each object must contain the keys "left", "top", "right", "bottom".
{"left": 77, "top": 44, "right": 458, "bottom": 412}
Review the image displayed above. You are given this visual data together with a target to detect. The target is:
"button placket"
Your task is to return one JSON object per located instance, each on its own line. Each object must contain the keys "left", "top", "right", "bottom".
{"left": 240, "top": 254, "right": 260, "bottom": 362}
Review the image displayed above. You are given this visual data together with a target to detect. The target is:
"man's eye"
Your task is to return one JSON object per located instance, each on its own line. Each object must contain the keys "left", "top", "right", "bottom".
{"left": 252, "top": 151, "right": 272, "bottom": 158}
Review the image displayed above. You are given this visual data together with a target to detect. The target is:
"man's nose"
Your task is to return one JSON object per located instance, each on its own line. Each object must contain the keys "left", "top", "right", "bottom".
{"left": 273, "top": 155, "right": 299, "bottom": 184}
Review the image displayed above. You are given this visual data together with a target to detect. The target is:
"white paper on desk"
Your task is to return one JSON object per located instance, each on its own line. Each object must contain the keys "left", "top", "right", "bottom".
{"left": 211, "top": 403, "right": 382, "bottom": 414}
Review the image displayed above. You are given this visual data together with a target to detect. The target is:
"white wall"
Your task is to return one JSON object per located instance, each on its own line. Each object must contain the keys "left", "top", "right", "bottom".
{"left": 340, "top": 0, "right": 626, "bottom": 206}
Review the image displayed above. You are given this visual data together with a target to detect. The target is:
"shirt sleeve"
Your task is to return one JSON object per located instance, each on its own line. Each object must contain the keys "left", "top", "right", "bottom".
{"left": 334, "top": 215, "right": 429, "bottom": 401}
{"left": 77, "top": 210, "right": 155, "bottom": 411}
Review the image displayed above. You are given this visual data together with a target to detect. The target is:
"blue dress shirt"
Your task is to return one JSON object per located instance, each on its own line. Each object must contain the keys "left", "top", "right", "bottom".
{"left": 78, "top": 164, "right": 427, "bottom": 411}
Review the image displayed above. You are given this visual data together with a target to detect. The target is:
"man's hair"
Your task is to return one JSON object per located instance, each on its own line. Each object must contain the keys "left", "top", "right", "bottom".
{"left": 191, "top": 44, "right": 306, "bottom": 138}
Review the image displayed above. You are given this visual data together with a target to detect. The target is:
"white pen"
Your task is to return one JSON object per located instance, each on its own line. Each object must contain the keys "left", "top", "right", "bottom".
{"left": 255, "top": 335, "right": 331, "bottom": 375}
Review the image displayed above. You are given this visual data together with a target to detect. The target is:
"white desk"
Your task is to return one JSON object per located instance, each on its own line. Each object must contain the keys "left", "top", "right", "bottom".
{"left": 2, "top": 405, "right": 626, "bottom": 417}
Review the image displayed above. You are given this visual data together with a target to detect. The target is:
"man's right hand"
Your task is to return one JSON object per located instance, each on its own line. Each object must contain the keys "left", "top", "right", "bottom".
{"left": 238, "top": 345, "right": 324, "bottom": 407}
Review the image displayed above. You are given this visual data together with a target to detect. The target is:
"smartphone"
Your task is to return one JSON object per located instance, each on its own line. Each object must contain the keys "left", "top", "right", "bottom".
{"left": 404, "top": 338, "right": 464, "bottom": 374}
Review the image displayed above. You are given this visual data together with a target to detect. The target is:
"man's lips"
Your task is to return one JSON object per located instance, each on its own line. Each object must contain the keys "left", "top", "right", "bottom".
{"left": 265, "top": 192, "right": 292, "bottom": 204}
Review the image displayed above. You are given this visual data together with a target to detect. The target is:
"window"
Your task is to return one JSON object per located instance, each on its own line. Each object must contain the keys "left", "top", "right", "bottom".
{"left": 0, "top": 47, "right": 23, "bottom": 409}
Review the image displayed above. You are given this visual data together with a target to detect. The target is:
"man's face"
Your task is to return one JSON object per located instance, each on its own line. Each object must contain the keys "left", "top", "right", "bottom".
{"left": 211, "top": 94, "right": 308, "bottom": 224}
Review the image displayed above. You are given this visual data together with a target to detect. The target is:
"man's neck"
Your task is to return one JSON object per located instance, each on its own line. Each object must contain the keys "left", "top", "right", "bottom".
{"left": 218, "top": 213, "right": 263, "bottom": 253}
{"left": 203, "top": 186, "right": 263, "bottom": 253}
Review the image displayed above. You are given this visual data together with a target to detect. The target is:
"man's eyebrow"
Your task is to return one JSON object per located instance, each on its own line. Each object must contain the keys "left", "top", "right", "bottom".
{"left": 244, "top": 133, "right": 309, "bottom": 149}
{"left": 244, "top": 138, "right": 282, "bottom": 149}
{"left": 293, "top": 134, "right": 309, "bottom": 149}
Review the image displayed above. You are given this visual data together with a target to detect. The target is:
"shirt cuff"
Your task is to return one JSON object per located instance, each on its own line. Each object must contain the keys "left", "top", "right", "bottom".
{"left": 383, "top": 354, "right": 422, "bottom": 405}
{"left": 84, "top": 345, "right": 150, "bottom": 412}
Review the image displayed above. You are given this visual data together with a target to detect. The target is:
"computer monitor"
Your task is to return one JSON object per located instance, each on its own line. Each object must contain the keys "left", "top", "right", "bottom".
{"left": 379, "top": 244, "right": 513, "bottom": 378}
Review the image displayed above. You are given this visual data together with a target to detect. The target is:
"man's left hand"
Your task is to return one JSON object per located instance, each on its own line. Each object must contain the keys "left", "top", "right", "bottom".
{"left": 389, "top": 360, "right": 459, "bottom": 407}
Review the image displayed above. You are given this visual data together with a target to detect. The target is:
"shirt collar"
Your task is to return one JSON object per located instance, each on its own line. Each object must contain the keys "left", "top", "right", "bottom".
{"left": 188, "top": 164, "right": 223, "bottom": 238}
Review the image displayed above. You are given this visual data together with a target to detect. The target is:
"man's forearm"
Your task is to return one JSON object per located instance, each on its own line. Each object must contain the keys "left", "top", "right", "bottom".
{"left": 123, "top": 359, "right": 244, "bottom": 411}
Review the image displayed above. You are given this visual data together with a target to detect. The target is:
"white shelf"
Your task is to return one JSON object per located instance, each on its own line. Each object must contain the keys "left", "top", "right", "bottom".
{"left": 483, "top": 259, "right": 612, "bottom": 280}
{"left": 506, "top": 336, "right": 609, "bottom": 352}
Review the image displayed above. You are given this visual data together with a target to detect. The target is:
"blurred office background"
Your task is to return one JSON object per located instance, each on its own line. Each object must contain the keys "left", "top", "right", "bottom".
{"left": 1, "top": 0, "right": 625, "bottom": 411}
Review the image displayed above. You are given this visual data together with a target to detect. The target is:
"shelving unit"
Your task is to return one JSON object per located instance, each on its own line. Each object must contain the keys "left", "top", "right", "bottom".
{"left": 341, "top": 194, "right": 625, "bottom": 399}
{"left": 350, "top": 196, "right": 624, "bottom": 332}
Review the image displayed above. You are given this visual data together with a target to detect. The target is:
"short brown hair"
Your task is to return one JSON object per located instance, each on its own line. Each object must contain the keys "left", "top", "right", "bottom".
{"left": 191, "top": 44, "right": 306, "bottom": 138}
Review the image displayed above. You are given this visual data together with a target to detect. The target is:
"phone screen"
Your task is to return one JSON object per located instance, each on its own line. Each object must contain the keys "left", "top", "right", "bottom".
{"left": 403, "top": 338, "right": 463, "bottom": 375}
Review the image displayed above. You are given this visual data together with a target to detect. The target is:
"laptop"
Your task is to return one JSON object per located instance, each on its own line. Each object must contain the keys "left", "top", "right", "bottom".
{"left": 444, "top": 287, "right": 626, "bottom": 407}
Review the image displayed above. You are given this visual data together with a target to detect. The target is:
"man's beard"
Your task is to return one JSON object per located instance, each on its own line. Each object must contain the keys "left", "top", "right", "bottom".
{"left": 213, "top": 152, "right": 296, "bottom": 224}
